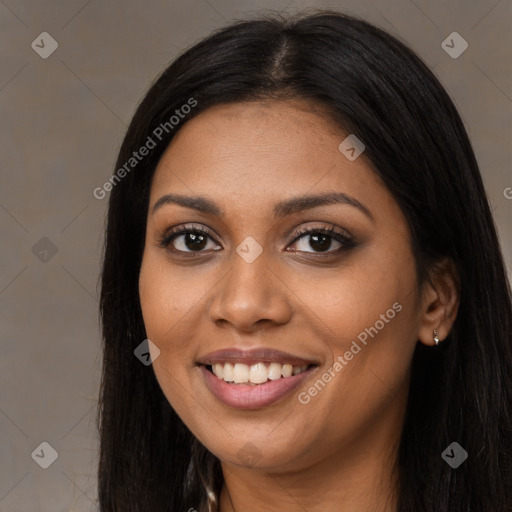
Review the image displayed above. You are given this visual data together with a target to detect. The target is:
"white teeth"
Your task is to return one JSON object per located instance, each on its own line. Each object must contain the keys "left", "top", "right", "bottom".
{"left": 268, "top": 362, "right": 282, "bottom": 380}
{"left": 233, "top": 363, "right": 249, "bottom": 383}
{"left": 223, "top": 363, "right": 234, "bottom": 382}
{"left": 210, "top": 362, "right": 310, "bottom": 384}
{"left": 213, "top": 363, "right": 224, "bottom": 379}
{"left": 249, "top": 362, "right": 268, "bottom": 384}
{"left": 281, "top": 364, "right": 293, "bottom": 378}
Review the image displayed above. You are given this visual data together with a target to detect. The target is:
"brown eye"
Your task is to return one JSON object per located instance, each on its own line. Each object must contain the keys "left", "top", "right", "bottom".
{"left": 288, "top": 226, "right": 355, "bottom": 255}
{"left": 294, "top": 233, "right": 340, "bottom": 252}
{"left": 179, "top": 232, "right": 208, "bottom": 251}
{"left": 159, "top": 225, "right": 221, "bottom": 254}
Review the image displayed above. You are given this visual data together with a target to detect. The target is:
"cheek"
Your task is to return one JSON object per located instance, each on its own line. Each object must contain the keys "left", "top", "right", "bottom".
{"left": 138, "top": 250, "right": 224, "bottom": 414}
{"left": 138, "top": 251, "right": 208, "bottom": 340}
{"left": 286, "top": 290, "right": 418, "bottom": 466}
{"left": 138, "top": 252, "right": 199, "bottom": 381}
{"left": 138, "top": 254, "right": 199, "bottom": 424}
{"left": 285, "top": 245, "right": 417, "bottom": 351}
{"left": 318, "top": 257, "right": 417, "bottom": 396}
{"left": 290, "top": 244, "right": 419, "bottom": 414}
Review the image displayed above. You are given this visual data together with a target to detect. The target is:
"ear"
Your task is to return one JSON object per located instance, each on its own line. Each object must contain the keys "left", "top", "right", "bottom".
{"left": 417, "top": 258, "right": 460, "bottom": 347}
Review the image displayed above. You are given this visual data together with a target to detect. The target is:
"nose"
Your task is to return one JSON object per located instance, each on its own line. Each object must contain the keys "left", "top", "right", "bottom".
{"left": 208, "top": 248, "right": 292, "bottom": 333}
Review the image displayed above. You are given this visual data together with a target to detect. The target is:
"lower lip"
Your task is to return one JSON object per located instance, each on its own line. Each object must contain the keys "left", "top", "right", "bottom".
{"left": 199, "top": 365, "right": 317, "bottom": 410}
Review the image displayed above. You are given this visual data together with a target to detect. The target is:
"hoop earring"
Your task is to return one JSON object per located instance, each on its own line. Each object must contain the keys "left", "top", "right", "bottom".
{"left": 433, "top": 329, "right": 440, "bottom": 346}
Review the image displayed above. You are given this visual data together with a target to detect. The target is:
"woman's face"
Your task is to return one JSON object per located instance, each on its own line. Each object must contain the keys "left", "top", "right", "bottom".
{"left": 139, "top": 100, "right": 423, "bottom": 472}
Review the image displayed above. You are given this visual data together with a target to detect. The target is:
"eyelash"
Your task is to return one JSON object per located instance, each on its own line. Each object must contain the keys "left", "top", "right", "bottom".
{"left": 158, "top": 223, "right": 356, "bottom": 258}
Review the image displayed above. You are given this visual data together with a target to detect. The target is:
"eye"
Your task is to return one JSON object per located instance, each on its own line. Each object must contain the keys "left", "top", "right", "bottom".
{"left": 158, "top": 223, "right": 356, "bottom": 258}
{"left": 158, "top": 223, "right": 221, "bottom": 254}
{"left": 288, "top": 225, "right": 356, "bottom": 255}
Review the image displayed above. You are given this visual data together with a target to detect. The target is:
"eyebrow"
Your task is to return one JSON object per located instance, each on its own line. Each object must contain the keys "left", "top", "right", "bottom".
{"left": 152, "top": 192, "right": 374, "bottom": 221}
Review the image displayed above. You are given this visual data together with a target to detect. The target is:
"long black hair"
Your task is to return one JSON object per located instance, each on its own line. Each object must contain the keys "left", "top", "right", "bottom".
{"left": 98, "top": 11, "right": 512, "bottom": 511}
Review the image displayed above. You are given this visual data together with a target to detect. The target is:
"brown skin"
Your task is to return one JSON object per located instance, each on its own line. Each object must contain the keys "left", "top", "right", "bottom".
{"left": 138, "top": 100, "right": 459, "bottom": 512}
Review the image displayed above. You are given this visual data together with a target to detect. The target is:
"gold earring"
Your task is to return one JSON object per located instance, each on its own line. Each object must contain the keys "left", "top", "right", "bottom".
{"left": 433, "top": 329, "right": 440, "bottom": 346}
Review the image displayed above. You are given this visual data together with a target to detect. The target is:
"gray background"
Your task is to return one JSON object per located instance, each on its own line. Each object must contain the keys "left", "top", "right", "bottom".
{"left": 1, "top": 0, "right": 510, "bottom": 510}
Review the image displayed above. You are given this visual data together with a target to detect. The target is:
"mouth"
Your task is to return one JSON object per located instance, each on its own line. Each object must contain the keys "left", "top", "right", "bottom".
{"left": 196, "top": 348, "right": 320, "bottom": 409}
{"left": 203, "top": 361, "right": 316, "bottom": 384}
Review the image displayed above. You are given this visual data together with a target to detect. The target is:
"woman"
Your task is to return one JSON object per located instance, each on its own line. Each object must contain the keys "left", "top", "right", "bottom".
{"left": 98, "top": 11, "right": 512, "bottom": 512}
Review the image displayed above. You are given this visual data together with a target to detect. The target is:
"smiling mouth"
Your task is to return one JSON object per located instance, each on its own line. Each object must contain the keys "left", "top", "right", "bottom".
{"left": 203, "top": 362, "right": 318, "bottom": 385}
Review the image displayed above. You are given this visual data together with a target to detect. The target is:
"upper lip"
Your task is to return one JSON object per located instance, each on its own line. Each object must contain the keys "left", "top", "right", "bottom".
{"left": 197, "top": 347, "right": 319, "bottom": 367}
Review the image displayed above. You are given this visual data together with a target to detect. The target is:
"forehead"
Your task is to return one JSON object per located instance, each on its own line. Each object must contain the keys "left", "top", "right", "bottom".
{"left": 164, "top": 100, "right": 341, "bottom": 163}
{"left": 150, "top": 100, "right": 378, "bottom": 202}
